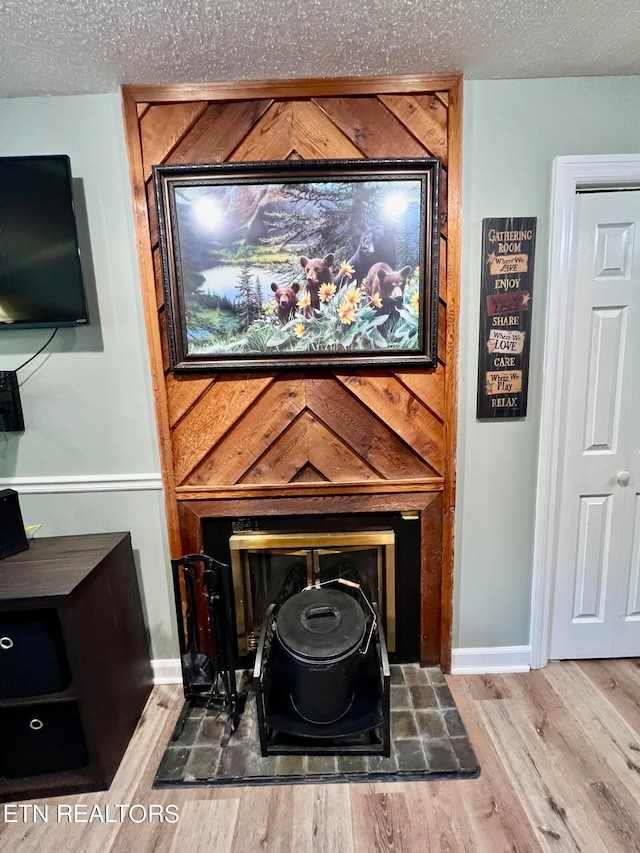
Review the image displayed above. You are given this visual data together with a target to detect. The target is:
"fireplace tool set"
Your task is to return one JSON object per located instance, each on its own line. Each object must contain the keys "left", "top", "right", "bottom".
{"left": 171, "top": 554, "right": 244, "bottom": 747}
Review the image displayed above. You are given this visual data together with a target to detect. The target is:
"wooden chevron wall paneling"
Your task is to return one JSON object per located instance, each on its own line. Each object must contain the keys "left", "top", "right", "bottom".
{"left": 122, "top": 75, "right": 462, "bottom": 667}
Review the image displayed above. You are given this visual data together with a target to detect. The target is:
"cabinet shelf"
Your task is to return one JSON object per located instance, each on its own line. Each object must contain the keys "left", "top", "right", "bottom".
{"left": 0, "top": 685, "right": 77, "bottom": 709}
{"left": 0, "top": 532, "right": 152, "bottom": 801}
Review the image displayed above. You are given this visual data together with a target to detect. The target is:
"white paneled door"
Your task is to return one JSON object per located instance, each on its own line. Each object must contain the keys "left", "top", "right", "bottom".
{"left": 549, "top": 190, "right": 640, "bottom": 659}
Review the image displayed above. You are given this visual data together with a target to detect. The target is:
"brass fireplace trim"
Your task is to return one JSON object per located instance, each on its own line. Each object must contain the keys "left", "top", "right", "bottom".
{"left": 229, "top": 529, "right": 396, "bottom": 656}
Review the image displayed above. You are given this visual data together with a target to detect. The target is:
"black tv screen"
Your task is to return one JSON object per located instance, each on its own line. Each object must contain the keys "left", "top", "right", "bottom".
{"left": 0, "top": 155, "right": 89, "bottom": 328}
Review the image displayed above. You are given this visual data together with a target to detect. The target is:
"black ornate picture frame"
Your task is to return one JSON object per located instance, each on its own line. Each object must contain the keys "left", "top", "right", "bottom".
{"left": 153, "top": 158, "right": 441, "bottom": 372}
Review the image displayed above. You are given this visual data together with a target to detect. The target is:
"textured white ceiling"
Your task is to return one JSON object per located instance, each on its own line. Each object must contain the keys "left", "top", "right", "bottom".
{"left": 1, "top": 0, "right": 639, "bottom": 98}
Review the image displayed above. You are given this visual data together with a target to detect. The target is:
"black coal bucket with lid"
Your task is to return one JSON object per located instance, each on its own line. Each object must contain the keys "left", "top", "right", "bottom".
{"left": 275, "top": 582, "right": 373, "bottom": 724}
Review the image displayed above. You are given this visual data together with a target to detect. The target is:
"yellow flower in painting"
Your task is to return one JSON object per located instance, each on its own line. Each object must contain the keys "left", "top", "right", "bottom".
{"left": 298, "top": 291, "right": 311, "bottom": 309}
{"left": 343, "top": 286, "right": 362, "bottom": 307}
{"left": 294, "top": 322, "right": 306, "bottom": 339}
{"left": 263, "top": 300, "right": 277, "bottom": 316}
{"left": 410, "top": 290, "right": 420, "bottom": 312}
{"left": 414, "top": 266, "right": 420, "bottom": 278}
{"left": 319, "top": 282, "right": 336, "bottom": 303}
{"left": 338, "top": 261, "right": 355, "bottom": 279}
{"left": 371, "top": 292, "right": 383, "bottom": 309}
{"left": 337, "top": 300, "right": 356, "bottom": 325}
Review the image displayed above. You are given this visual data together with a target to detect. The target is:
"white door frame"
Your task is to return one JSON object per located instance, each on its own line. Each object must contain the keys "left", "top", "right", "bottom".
{"left": 530, "top": 153, "right": 640, "bottom": 669}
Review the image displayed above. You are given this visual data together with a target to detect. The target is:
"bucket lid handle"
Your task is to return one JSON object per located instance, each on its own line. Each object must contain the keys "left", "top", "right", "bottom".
{"left": 302, "top": 576, "right": 377, "bottom": 656}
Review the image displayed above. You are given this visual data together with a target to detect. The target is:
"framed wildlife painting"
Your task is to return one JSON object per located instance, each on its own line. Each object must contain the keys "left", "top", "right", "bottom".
{"left": 153, "top": 158, "right": 441, "bottom": 372}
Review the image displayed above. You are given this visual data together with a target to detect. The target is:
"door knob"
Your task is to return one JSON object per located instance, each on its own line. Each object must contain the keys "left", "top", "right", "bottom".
{"left": 617, "top": 471, "right": 631, "bottom": 487}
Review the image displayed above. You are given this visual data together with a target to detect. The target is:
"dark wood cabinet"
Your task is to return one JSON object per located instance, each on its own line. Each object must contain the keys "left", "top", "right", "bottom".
{"left": 0, "top": 532, "right": 153, "bottom": 802}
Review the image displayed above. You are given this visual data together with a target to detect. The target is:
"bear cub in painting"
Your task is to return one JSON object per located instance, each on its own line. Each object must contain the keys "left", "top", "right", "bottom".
{"left": 299, "top": 253, "right": 335, "bottom": 313}
{"left": 364, "top": 263, "right": 412, "bottom": 308}
{"left": 341, "top": 224, "right": 397, "bottom": 285}
{"left": 271, "top": 281, "right": 299, "bottom": 323}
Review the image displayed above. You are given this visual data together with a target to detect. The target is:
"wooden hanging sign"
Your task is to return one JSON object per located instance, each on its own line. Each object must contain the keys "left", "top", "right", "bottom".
{"left": 477, "top": 217, "right": 537, "bottom": 419}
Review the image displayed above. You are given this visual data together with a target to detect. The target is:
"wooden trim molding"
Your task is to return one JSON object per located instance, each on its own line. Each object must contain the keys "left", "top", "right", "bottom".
{"left": 175, "top": 478, "right": 445, "bottom": 500}
{"left": 441, "top": 75, "right": 463, "bottom": 673}
{"left": 122, "top": 74, "right": 462, "bottom": 104}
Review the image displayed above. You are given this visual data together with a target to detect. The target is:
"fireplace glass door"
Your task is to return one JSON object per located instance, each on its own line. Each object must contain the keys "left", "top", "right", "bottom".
{"left": 229, "top": 530, "right": 395, "bottom": 655}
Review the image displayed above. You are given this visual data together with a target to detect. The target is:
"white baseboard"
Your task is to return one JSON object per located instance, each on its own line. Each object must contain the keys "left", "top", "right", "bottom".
{"left": 153, "top": 648, "right": 532, "bottom": 683}
{"left": 152, "top": 658, "right": 183, "bottom": 684}
{"left": 451, "top": 646, "right": 531, "bottom": 674}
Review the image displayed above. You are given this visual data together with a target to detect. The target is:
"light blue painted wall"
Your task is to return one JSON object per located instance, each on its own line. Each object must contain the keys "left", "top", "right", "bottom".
{"left": 0, "top": 93, "right": 175, "bottom": 658}
{"left": 0, "top": 94, "right": 159, "bottom": 476}
{"left": 455, "top": 76, "right": 640, "bottom": 648}
{"left": 1, "top": 78, "right": 639, "bottom": 658}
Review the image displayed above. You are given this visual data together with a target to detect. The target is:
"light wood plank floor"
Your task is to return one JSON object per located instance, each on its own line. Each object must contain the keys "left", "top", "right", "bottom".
{"left": 1, "top": 659, "right": 639, "bottom": 852}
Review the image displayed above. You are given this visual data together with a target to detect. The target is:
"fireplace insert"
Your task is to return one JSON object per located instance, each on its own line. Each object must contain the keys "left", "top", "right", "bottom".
{"left": 202, "top": 512, "right": 421, "bottom": 662}
{"left": 229, "top": 529, "right": 395, "bottom": 656}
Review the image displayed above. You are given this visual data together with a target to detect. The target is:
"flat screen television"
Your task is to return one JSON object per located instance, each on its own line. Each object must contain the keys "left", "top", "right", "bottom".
{"left": 0, "top": 154, "right": 89, "bottom": 328}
